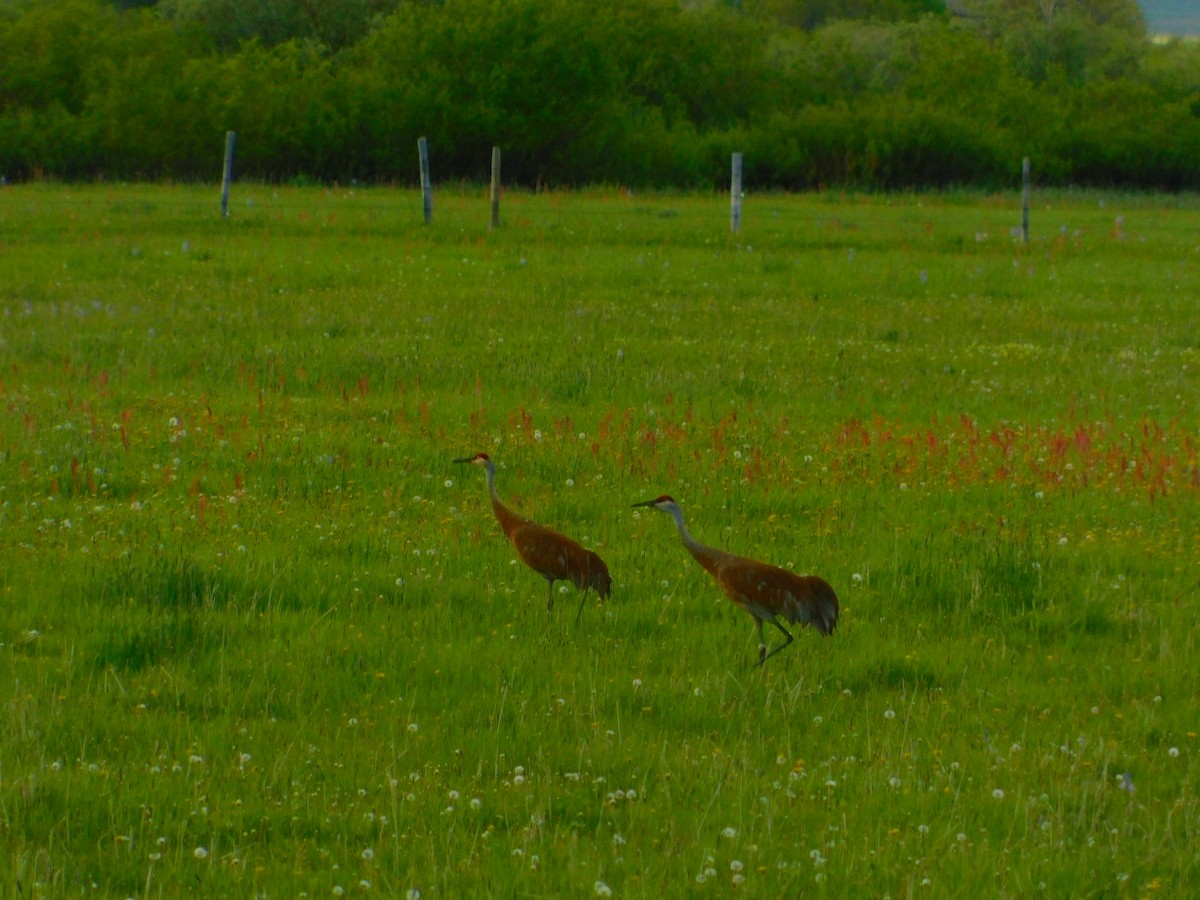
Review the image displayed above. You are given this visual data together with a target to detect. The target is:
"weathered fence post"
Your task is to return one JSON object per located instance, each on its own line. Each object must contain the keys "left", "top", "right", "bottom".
{"left": 490, "top": 146, "right": 501, "bottom": 230}
{"left": 418, "top": 136, "right": 433, "bottom": 225}
{"left": 730, "top": 152, "right": 743, "bottom": 233}
{"left": 220, "top": 131, "right": 236, "bottom": 218}
{"left": 1021, "top": 156, "right": 1031, "bottom": 243}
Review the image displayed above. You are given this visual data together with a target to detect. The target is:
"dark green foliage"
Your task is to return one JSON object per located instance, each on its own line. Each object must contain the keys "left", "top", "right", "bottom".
{"left": 0, "top": 0, "right": 1196, "bottom": 187}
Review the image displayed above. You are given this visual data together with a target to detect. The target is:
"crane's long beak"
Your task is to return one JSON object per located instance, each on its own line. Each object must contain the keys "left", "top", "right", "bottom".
{"left": 631, "top": 498, "right": 658, "bottom": 508}
{"left": 452, "top": 456, "right": 474, "bottom": 464}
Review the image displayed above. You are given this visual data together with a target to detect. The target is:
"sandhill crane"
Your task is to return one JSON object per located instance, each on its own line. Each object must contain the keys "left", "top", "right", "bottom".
{"left": 455, "top": 453, "right": 611, "bottom": 622}
{"left": 632, "top": 495, "right": 837, "bottom": 665}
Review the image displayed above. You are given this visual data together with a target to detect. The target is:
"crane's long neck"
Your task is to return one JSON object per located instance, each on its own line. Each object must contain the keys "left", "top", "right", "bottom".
{"left": 664, "top": 505, "right": 728, "bottom": 577}
{"left": 482, "top": 461, "right": 526, "bottom": 537}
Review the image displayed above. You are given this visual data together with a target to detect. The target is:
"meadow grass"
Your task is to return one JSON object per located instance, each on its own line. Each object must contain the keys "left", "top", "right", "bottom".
{"left": 1, "top": 183, "right": 1197, "bottom": 897}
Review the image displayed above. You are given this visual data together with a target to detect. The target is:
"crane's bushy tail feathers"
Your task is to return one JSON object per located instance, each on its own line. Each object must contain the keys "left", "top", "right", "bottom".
{"left": 788, "top": 577, "right": 839, "bottom": 637}
{"left": 574, "top": 551, "right": 612, "bottom": 600}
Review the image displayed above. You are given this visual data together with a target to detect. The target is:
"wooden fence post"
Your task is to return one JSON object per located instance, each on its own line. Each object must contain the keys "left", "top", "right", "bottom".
{"left": 490, "top": 146, "right": 501, "bottom": 230}
{"left": 220, "top": 131, "right": 236, "bottom": 218}
{"left": 418, "top": 136, "right": 433, "bottom": 225}
{"left": 1021, "top": 156, "right": 1031, "bottom": 243}
{"left": 730, "top": 152, "right": 743, "bottom": 233}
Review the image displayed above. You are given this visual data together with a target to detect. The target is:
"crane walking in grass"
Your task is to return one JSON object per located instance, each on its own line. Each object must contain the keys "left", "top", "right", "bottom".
{"left": 632, "top": 495, "right": 837, "bottom": 665}
{"left": 456, "top": 453, "right": 611, "bottom": 622}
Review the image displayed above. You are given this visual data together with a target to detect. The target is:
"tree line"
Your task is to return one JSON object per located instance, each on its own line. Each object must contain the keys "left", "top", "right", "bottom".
{"left": 2, "top": 0, "right": 1198, "bottom": 189}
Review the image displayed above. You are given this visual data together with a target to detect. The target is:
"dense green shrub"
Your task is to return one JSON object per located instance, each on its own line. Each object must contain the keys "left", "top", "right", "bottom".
{"left": 1, "top": 0, "right": 1197, "bottom": 188}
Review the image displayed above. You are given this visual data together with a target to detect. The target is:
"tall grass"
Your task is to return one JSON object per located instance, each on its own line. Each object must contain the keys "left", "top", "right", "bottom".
{"left": 1, "top": 184, "right": 1197, "bottom": 896}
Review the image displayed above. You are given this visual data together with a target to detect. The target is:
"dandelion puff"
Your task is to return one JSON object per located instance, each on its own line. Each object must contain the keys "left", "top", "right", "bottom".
{"left": 722, "top": 827, "right": 737, "bottom": 839}
{"left": 992, "top": 789, "right": 1005, "bottom": 800}
{"left": 884, "top": 709, "right": 896, "bottom": 720}
{"left": 194, "top": 846, "right": 209, "bottom": 859}
{"left": 1169, "top": 747, "right": 1180, "bottom": 758}
{"left": 594, "top": 881, "right": 612, "bottom": 897}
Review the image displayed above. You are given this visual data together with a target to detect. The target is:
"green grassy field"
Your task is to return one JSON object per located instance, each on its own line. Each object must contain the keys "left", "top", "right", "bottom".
{"left": 1, "top": 183, "right": 1197, "bottom": 897}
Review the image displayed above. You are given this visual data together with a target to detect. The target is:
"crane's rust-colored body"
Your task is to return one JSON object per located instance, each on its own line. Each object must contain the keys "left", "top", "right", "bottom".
{"left": 633, "top": 495, "right": 837, "bottom": 665}
{"left": 456, "top": 453, "right": 611, "bottom": 621}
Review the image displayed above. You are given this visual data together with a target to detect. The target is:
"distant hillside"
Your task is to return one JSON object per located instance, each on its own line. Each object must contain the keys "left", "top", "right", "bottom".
{"left": 1140, "top": 0, "right": 1200, "bottom": 36}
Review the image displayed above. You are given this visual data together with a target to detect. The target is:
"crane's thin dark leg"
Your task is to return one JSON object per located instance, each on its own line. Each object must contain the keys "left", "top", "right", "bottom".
{"left": 758, "top": 619, "right": 795, "bottom": 665}
{"left": 575, "top": 588, "right": 589, "bottom": 625}
{"left": 546, "top": 579, "right": 555, "bottom": 614}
